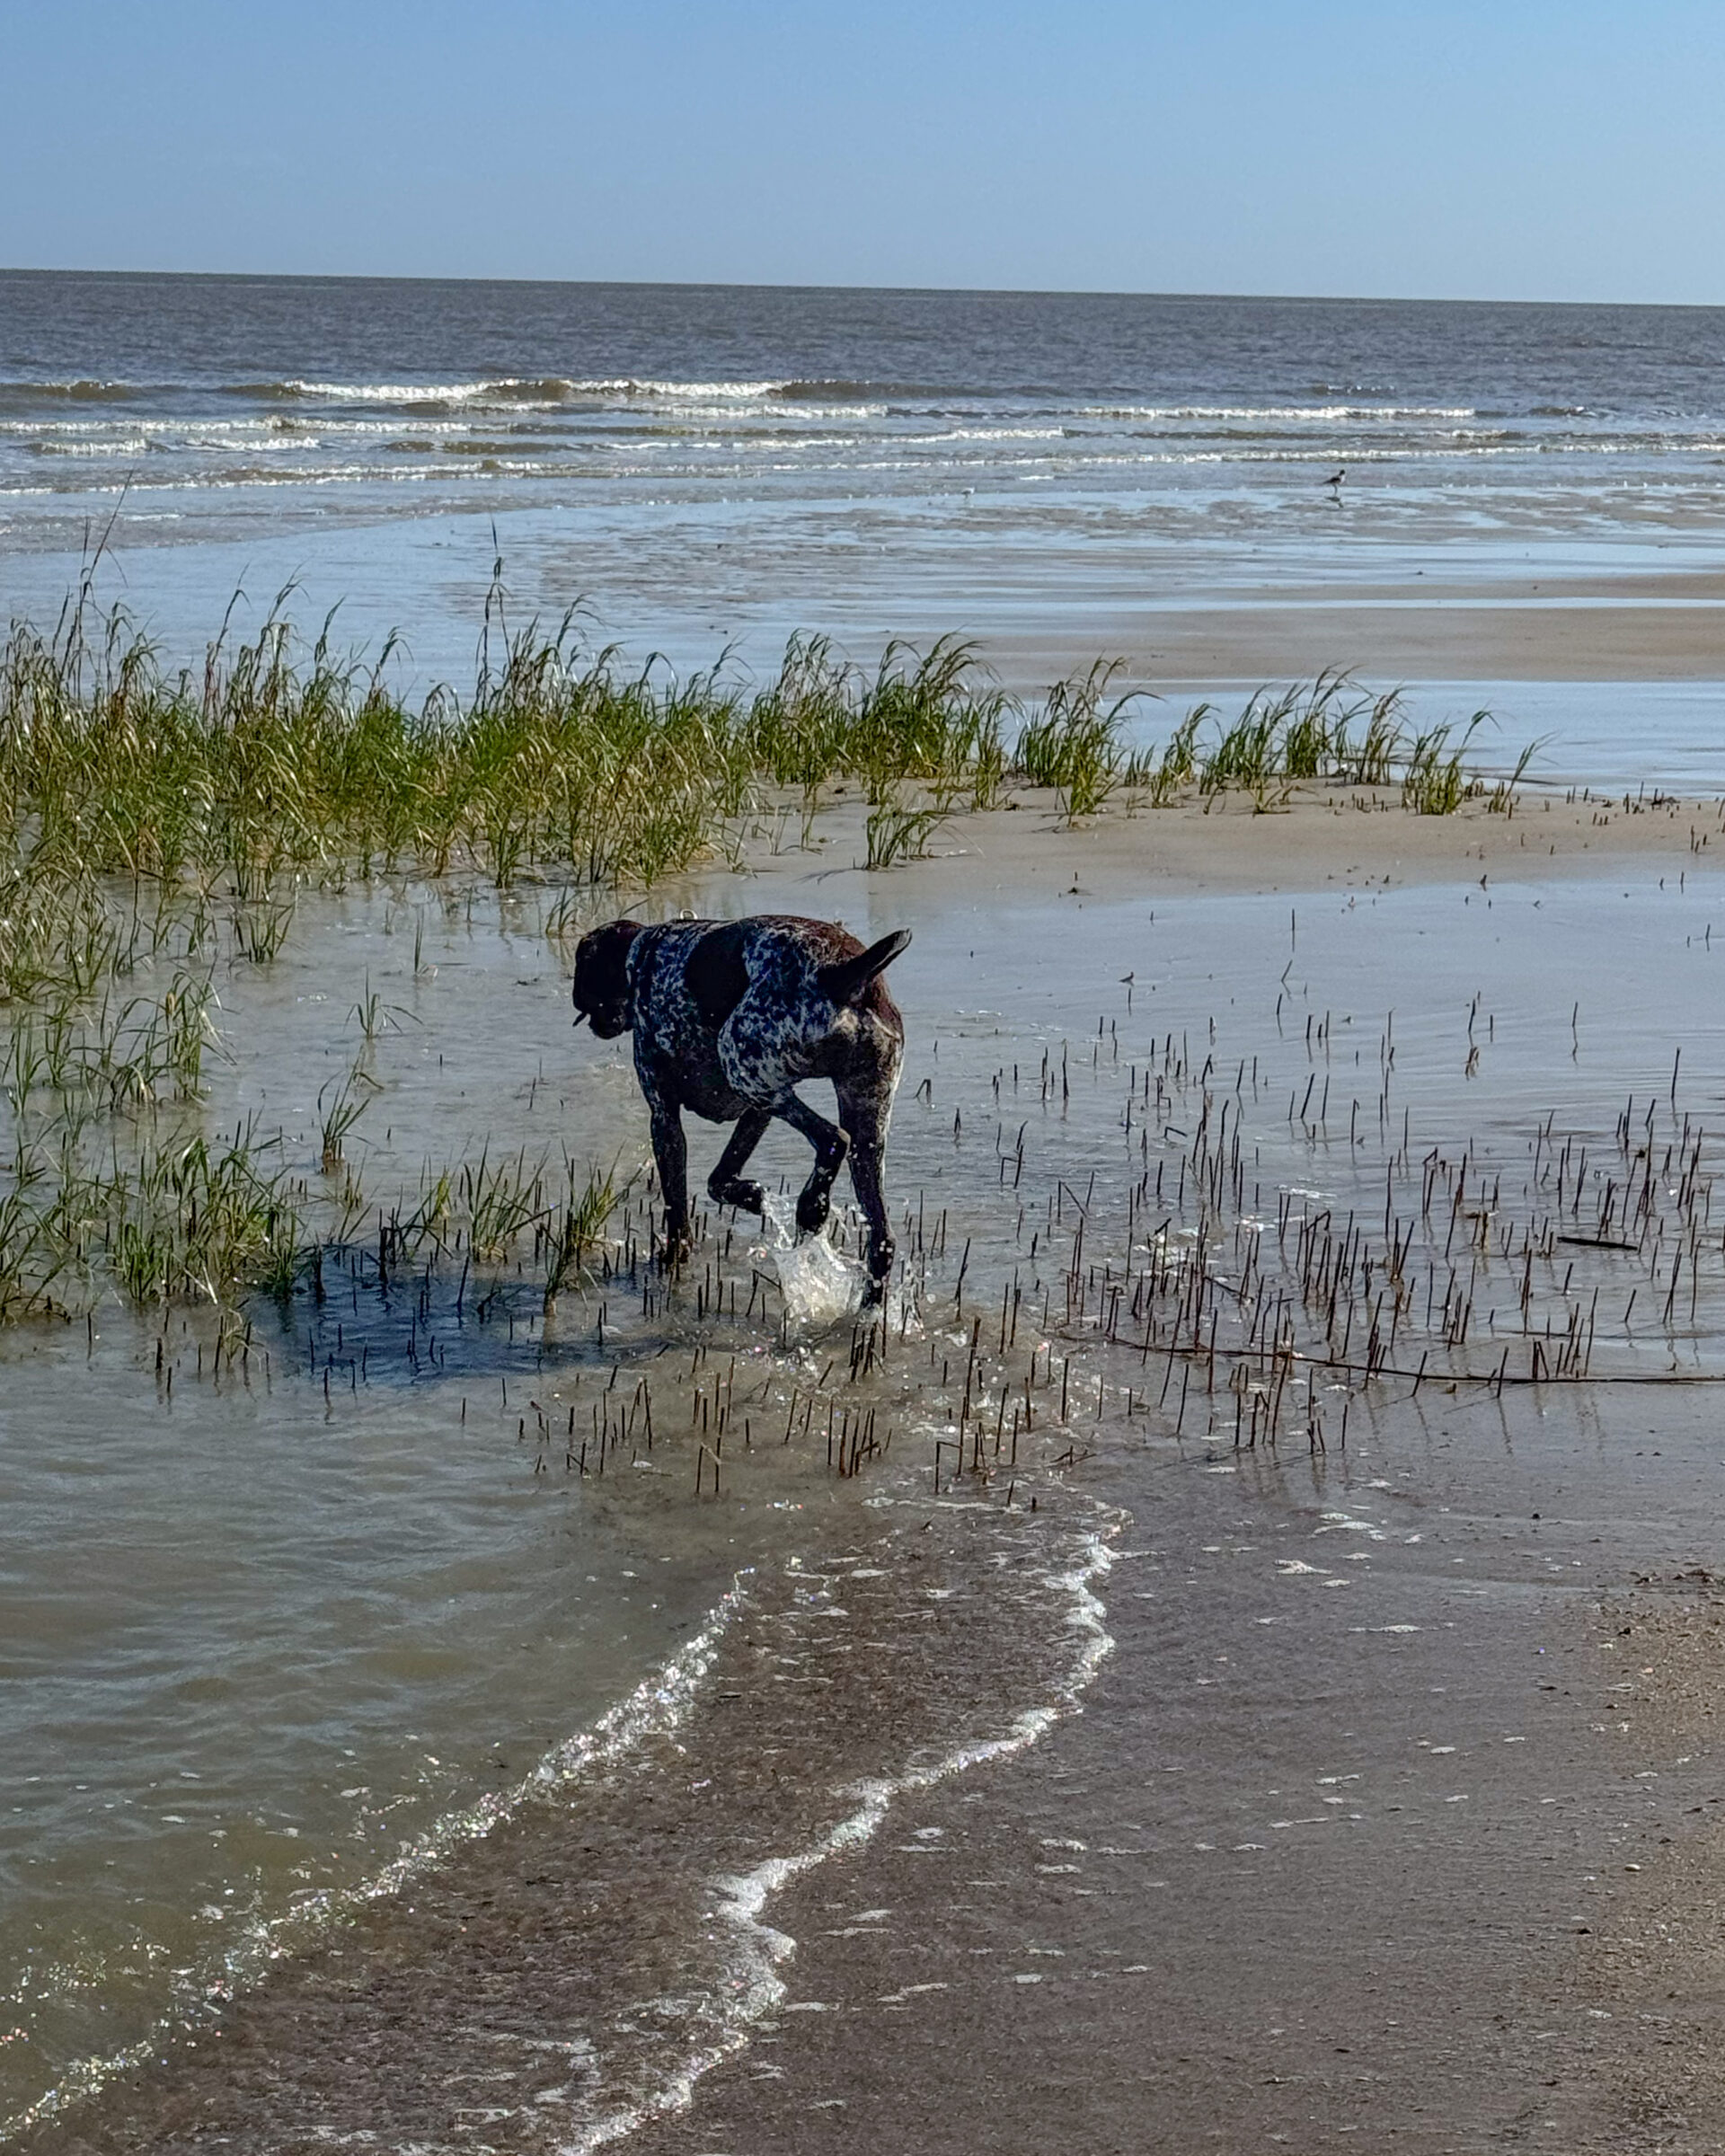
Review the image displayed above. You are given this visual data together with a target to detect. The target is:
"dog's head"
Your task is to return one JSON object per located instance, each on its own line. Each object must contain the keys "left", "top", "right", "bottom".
{"left": 571, "top": 918, "right": 643, "bottom": 1038}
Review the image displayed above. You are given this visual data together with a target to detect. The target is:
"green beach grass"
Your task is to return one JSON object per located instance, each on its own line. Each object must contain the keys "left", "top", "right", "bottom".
{"left": 0, "top": 591, "right": 1529, "bottom": 1329}
{"left": 3, "top": 596, "right": 1523, "bottom": 895}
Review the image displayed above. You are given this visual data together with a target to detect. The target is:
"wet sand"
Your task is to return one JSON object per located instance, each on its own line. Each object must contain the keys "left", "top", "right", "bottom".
{"left": 619, "top": 805, "right": 1725, "bottom": 2152}
{"left": 577, "top": 804, "right": 1725, "bottom": 2155}
{"left": 802, "top": 776, "right": 1722, "bottom": 905}
{"left": 619, "top": 1394, "right": 1725, "bottom": 2156}
{"left": 964, "top": 564, "right": 1725, "bottom": 690}
{"left": 18, "top": 782, "right": 1725, "bottom": 2154}
{"left": 16, "top": 1500, "right": 1113, "bottom": 2156}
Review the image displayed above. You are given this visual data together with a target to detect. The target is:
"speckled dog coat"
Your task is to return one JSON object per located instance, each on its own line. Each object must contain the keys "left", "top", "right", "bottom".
{"left": 571, "top": 914, "right": 910, "bottom": 1293}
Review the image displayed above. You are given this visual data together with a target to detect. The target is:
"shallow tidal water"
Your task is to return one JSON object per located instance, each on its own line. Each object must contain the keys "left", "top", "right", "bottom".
{"left": 9, "top": 834, "right": 1725, "bottom": 2146}
{"left": 5, "top": 274, "right": 1725, "bottom": 793}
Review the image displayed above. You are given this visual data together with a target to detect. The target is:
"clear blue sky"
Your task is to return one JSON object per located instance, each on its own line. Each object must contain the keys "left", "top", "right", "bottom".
{"left": 4, "top": 0, "right": 1722, "bottom": 303}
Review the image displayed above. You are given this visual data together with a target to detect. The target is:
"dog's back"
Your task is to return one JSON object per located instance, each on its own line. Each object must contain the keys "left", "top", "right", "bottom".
{"left": 682, "top": 915, "right": 907, "bottom": 1030}
{"left": 631, "top": 915, "right": 905, "bottom": 1113}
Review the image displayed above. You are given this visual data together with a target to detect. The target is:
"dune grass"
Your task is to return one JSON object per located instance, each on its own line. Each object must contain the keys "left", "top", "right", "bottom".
{"left": 0, "top": 588, "right": 1530, "bottom": 1329}
{"left": 1, "top": 596, "right": 1526, "bottom": 904}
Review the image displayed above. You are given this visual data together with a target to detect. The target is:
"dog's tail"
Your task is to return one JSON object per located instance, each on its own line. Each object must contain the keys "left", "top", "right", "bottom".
{"left": 818, "top": 928, "right": 912, "bottom": 1006}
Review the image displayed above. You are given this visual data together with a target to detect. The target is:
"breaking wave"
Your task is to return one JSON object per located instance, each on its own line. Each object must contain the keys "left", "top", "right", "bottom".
{"left": 5, "top": 1481, "right": 1120, "bottom": 2156}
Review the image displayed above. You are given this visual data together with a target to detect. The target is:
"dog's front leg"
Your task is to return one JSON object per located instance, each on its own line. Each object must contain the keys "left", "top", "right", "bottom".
{"left": 772, "top": 1091, "right": 851, "bottom": 1235}
{"left": 648, "top": 1096, "right": 692, "bottom": 1266}
{"left": 707, "top": 1107, "right": 772, "bottom": 1215}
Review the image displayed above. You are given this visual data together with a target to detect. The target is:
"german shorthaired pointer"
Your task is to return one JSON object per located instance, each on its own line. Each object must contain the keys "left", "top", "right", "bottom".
{"left": 572, "top": 914, "right": 910, "bottom": 1298}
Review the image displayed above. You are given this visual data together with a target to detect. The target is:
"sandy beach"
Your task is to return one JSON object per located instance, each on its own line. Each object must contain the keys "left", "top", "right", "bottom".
{"left": 973, "top": 562, "right": 1725, "bottom": 692}
{"left": 614, "top": 791, "right": 1725, "bottom": 2156}
{"left": 793, "top": 771, "right": 1722, "bottom": 904}
{"left": 12, "top": 270, "right": 1725, "bottom": 2156}
{"left": 15, "top": 755, "right": 1725, "bottom": 2154}
{"left": 620, "top": 1412, "right": 1725, "bottom": 2156}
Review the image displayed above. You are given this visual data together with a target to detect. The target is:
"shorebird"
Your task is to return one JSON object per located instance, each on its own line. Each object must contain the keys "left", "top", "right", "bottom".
{"left": 1323, "top": 466, "right": 1346, "bottom": 492}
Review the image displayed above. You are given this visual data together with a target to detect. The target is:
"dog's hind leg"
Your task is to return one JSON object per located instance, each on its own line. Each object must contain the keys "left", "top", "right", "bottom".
{"left": 707, "top": 1108, "right": 772, "bottom": 1216}
{"left": 647, "top": 1097, "right": 692, "bottom": 1266}
{"left": 770, "top": 1091, "right": 851, "bottom": 1235}
{"left": 836, "top": 1082, "right": 896, "bottom": 1298}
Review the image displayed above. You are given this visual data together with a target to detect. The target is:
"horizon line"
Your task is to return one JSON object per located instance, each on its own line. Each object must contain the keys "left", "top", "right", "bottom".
{"left": 2, "top": 264, "right": 1721, "bottom": 313}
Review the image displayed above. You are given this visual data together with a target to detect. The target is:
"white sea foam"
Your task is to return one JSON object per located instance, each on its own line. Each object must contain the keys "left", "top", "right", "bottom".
{"left": 1074, "top": 402, "right": 1481, "bottom": 422}
{"left": 278, "top": 377, "right": 528, "bottom": 402}
{"left": 278, "top": 376, "right": 798, "bottom": 406}
{"left": 1, "top": 1581, "right": 752, "bottom": 2143}
{"left": 557, "top": 1516, "right": 1119, "bottom": 2155}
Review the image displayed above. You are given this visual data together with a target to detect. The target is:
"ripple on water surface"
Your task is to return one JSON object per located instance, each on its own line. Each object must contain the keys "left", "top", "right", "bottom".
{"left": 12, "top": 844, "right": 1725, "bottom": 2146}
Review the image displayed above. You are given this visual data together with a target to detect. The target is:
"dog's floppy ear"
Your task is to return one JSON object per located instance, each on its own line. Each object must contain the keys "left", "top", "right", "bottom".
{"left": 818, "top": 927, "right": 912, "bottom": 1006}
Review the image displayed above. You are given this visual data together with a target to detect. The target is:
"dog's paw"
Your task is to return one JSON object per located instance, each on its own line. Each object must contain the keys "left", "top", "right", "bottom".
{"left": 795, "top": 1187, "right": 832, "bottom": 1235}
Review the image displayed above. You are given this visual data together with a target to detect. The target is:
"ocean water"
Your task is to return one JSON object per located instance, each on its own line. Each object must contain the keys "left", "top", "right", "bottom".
{"left": 9, "top": 278, "right": 1725, "bottom": 2149}
{"left": 0, "top": 859, "right": 1146, "bottom": 2147}
{"left": 10, "top": 842, "right": 1725, "bottom": 2147}
{"left": 2, "top": 274, "right": 1723, "bottom": 777}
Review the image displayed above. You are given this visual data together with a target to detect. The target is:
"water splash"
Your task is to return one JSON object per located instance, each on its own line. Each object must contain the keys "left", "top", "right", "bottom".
{"left": 755, "top": 1194, "right": 865, "bottom": 1331}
